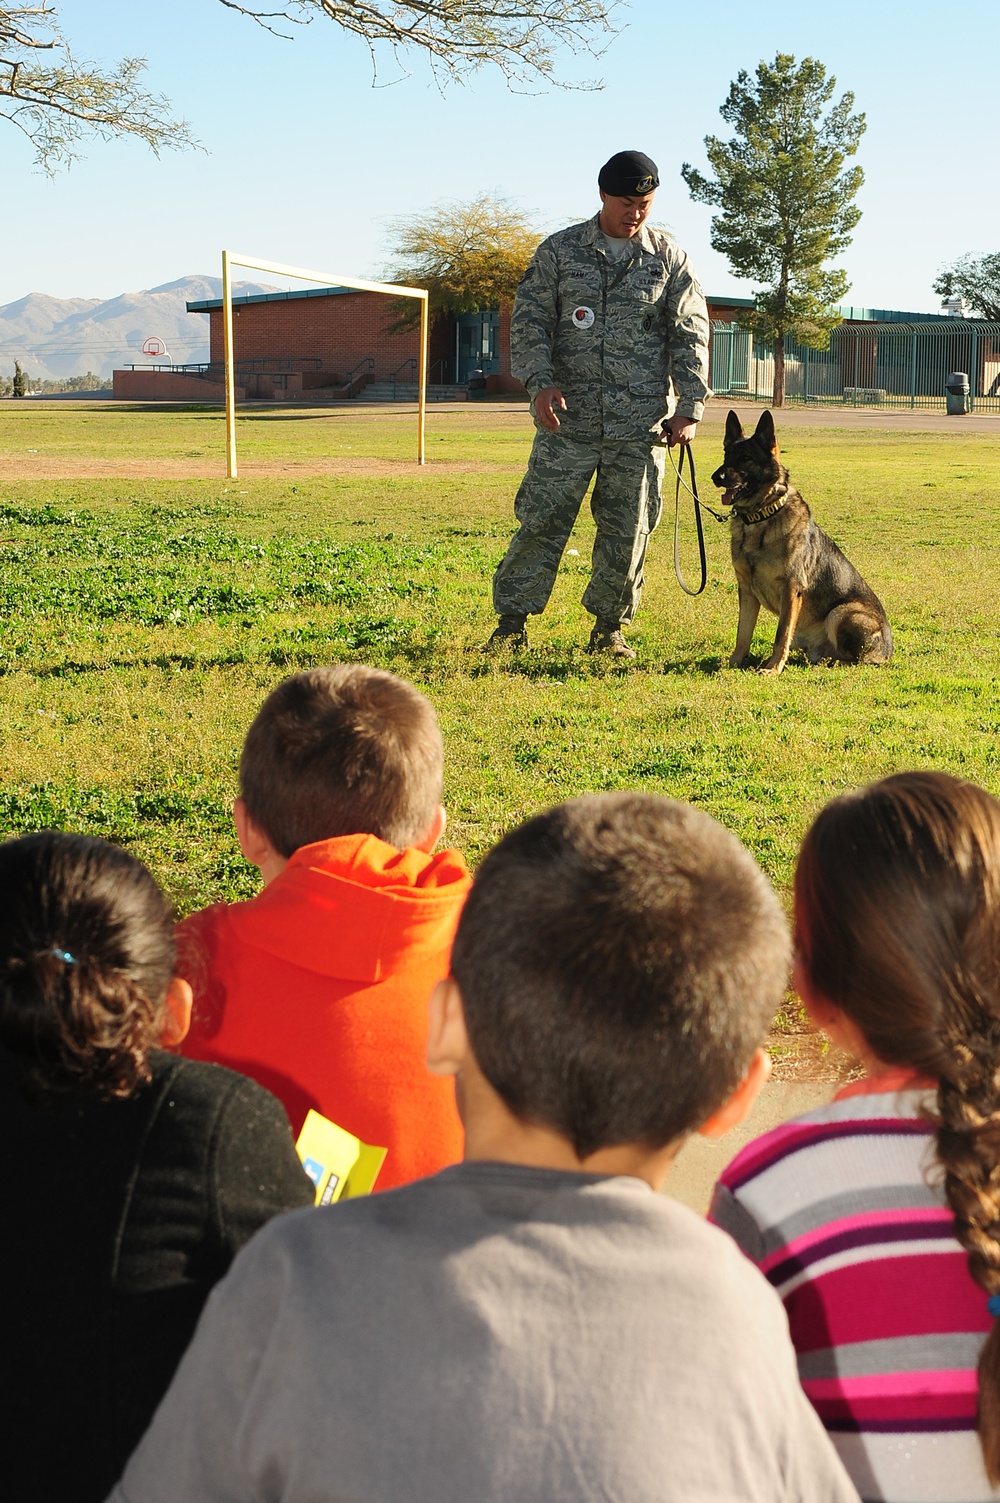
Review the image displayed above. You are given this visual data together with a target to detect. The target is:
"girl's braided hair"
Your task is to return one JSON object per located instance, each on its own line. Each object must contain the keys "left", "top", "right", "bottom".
{"left": 795, "top": 772, "right": 1000, "bottom": 1483}
{"left": 0, "top": 831, "right": 175, "bottom": 1100}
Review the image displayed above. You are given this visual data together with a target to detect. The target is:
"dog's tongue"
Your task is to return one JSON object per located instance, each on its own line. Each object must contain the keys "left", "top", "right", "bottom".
{"left": 723, "top": 487, "right": 737, "bottom": 506}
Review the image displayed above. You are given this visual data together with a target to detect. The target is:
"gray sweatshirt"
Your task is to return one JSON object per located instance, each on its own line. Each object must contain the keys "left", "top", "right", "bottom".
{"left": 109, "top": 1162, "right": 860, "bottom": 1503}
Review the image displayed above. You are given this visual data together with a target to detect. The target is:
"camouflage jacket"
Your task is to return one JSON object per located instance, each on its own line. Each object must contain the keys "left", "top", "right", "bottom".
{"left": 510, "top": 214, "right": 711, "bottom": 442}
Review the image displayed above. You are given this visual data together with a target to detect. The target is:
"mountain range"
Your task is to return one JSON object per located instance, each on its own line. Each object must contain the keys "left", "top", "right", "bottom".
{"left": 0, "top": 275, "right": 281, "bottom": 382}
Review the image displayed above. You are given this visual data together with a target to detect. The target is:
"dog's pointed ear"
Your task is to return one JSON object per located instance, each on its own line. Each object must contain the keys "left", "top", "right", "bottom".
{"left": 725, "top": 410, "right": 744, "bottom": 446}
{"left": 755, "top": 410, "right": 778, "bottom": 454}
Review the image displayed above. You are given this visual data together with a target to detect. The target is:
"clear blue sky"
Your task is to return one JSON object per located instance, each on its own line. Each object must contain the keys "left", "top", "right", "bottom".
{"left": 2, "top": 0, "right": 997, "bottom": 312}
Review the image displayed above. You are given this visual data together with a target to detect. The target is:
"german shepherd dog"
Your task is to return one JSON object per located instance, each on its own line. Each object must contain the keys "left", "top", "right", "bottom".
{"left": 711, "top": 410, "right": 893, "bottom": 675}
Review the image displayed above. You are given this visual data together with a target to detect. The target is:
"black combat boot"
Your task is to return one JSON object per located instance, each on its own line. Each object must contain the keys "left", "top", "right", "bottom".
{"left": 587, "top": 619, "right": 636, "bottom": 660}
{"left": 483, "top": 614, "right": 528, "bottom": 653}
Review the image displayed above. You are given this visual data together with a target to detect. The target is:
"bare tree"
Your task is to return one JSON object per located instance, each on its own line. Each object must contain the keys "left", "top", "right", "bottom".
{"left": 217, "top": 0, "right": 616, "bottom": 85}
{"left": 3, "top": 1, "right": 614, "bottom": 176}
{"left": 0, "top": 5, "right": 195, "bottom": 170}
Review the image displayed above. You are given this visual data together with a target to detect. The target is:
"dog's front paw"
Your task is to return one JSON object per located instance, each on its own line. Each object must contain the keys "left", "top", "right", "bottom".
{"left": 727, "top": 653, "right": 748, "bottom": 670}
{"left": 757, "top": 660, "right": 784, "bottom": 676}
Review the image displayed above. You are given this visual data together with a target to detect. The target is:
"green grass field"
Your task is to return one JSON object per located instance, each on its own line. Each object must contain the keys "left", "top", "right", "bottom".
{"left": 1, "top": 399, "right": 998, "bottom": 958}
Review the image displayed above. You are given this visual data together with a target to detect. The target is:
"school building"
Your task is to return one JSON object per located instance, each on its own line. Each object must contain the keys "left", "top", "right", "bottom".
{"left": 111, "top": 284, "right": 998, "bottom": 411}
{"left": 112, "top": 287, "right": 516, "bottom": 403}
{"left": 111, "top": 286, "right": 778, "bottom": 403}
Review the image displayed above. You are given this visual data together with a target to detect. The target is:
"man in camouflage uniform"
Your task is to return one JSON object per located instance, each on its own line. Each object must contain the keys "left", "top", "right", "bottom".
{"left": 487, "top": 150, "right": 711, "bottom": 659}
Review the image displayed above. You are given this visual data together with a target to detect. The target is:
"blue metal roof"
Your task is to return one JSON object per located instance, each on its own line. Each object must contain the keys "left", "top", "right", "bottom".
{"left": 834, "top": 305, "right": 954, "bottom": 323}
{"left": 187, "top": 286, "right": 956, "bottom": 324}
{"left": 707, "top": 294, "right": 952, "bottom": 323}
{"left": 186, "top": 285, "right": 354, "bottom": 312}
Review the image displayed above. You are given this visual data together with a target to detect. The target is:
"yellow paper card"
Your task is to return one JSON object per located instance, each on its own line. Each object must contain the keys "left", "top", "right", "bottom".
{"left": 296, "top": 1109, "right": 387, "bottom": 1206}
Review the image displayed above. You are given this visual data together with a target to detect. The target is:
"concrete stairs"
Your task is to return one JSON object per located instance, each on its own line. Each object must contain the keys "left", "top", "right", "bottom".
{"left": 355, "top": 382, "right": 468, "bottom": 403}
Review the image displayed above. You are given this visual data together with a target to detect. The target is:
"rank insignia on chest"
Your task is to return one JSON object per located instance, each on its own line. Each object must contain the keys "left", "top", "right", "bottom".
{"left": 572, "top": 306, "right": 596, "bottom": 330}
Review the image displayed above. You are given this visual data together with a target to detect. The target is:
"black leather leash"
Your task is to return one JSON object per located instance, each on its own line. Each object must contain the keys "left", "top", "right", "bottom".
{"left": 666, "top": 442, "right": 730, "bottom": 597}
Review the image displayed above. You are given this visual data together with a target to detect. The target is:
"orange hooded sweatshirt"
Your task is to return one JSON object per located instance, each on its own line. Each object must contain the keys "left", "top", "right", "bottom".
{"left": 176, "top": 835, "right": 472, "bottom": 1191}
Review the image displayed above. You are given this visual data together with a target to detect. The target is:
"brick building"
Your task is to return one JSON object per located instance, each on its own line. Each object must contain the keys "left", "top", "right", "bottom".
{"left": 112, "top": 284, "right": 955, "bottom": 403}
{"left": 113, "top": 282, "right": 756, "bottom": 402}
{"left": 113, "top": 286, "right": 521, "bottom": 401}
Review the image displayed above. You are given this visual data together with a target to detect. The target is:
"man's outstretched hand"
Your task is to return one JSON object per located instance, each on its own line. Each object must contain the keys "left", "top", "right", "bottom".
{"left": 662, "top": 417, "right": 697, "bottom": 446}
{"left": 534, "top": 387, "right": 568, "bottom": 432}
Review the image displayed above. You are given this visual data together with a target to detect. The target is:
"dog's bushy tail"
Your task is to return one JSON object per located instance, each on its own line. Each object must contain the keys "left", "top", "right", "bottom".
{"left": 832, "top": 604, "right": 893, "bottom": 664}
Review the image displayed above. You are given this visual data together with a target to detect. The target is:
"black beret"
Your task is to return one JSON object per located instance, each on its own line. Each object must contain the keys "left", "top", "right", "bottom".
{"left": 598, "top": 150, "right": 659, "bottom": 196}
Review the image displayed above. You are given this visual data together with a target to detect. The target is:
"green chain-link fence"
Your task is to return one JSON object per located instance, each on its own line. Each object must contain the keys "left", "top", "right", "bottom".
{"left": 710, "top": 320, "right": 1000, "bottom": 411}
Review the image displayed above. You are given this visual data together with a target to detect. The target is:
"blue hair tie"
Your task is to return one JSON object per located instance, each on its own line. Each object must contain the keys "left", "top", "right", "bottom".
{"left": 50, "top": 948, "right": 76, "bottom": 965}
{"left": 987, "top": 1295, "right": 1000, "bottom": 1319}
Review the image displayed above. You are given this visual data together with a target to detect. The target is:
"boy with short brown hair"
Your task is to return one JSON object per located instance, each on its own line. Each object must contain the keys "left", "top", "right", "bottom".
{"left": 120, "top": 794, "right": 858, "bottom": 1503}
{"left": 177, "top": 664, "right": 471, "bottom": 1190}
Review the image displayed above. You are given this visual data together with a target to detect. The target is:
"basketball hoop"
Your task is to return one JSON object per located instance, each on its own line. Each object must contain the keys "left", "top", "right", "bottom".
{"left": 142, "top": 336, "right": 169, "bottom": 361}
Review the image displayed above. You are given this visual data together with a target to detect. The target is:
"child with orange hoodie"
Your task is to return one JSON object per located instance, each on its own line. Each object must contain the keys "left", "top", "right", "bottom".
{"left": 176, "top": 665, "right": 472, "bottom": 1190}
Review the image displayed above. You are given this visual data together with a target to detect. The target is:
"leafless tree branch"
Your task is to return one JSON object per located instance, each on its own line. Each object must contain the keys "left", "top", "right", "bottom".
{"left": 0, "top": 3, "right": 196, "bottom": 171}
{"left": 215, "top": 0, "right": 618, "bottom": 86}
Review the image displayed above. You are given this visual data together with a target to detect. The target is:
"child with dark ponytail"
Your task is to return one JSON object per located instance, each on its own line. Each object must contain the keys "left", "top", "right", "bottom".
{"left": 0, "top": 832, "right": 314, "bottom": 1503}
{"left": 712, "top": 771, "right": 1000, "bottom": 1503}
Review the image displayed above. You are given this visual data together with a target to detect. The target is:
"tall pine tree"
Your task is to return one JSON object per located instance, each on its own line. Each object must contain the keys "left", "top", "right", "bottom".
{"left": 682, "top": 54, "right": 865, "bottom": 407}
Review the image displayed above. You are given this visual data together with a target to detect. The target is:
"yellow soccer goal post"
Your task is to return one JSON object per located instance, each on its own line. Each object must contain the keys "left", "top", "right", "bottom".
{"left": 220, "top": 250, "right": 430, "bottom": 478}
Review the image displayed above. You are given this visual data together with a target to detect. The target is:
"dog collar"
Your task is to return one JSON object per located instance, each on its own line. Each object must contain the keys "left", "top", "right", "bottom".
{"left": 739, "top": 491, "right": 788, "bottom": 525}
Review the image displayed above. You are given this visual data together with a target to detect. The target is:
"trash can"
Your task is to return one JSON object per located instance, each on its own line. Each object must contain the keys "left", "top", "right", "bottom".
{"left": 945, "top": 371, "right": 970, "bottom": 415}
{"left": 467, "top": 367, "right": 486, "bottom": 401}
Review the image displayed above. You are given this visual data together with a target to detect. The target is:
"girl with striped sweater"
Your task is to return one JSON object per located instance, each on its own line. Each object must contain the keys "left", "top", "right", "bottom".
{"left": 712, "top": 772, "right": 1000, "bottom": 1503}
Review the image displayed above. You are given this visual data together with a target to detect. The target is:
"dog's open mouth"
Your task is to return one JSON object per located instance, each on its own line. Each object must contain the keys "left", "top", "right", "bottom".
{"left": 712, "top": 462, "right": 755, "bottom": 508}
{"left": 722, "top": 479, "right": 750, "bottom": 507}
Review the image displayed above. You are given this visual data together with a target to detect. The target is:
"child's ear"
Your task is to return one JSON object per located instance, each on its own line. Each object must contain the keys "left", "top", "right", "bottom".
{"left": 233, "top": 797, "right": 286, "bottom": 874}
{"left": 697, "top": 1048, "right": 772, "bottom": 1140}
{"left": 159, "top": 976, "right": 193, "bottom": 1048}
{"left": 426, "top": 977, "right": 470, "bottom": 1076}
{"left": 793, "top": 951, "right": 835, "bottom": 1027}
{"left": 233, "top": 800, "right": 289, "bottom": 887}
{"left": 234, "top": 798, "right": 268, "bottom": 864}
{"left": 414, "top": 804, "right": 447, "bottom": 854}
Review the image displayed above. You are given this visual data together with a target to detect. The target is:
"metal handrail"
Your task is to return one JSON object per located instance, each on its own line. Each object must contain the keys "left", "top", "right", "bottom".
{"left": 126, "top": 362, "right": 213, "bottom": 373}
{"left": 388, "top": 358, "right": 417, "bottom": 399}
{"left": 125, "top": 358, "right": 324, "bottom": 376}
{"left": 341, "top": 356, "right": 375, "bottom": 397}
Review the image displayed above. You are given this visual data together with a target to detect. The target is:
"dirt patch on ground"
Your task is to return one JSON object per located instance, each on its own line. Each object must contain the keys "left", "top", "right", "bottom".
{"left": 0, "top": 454, "right": 522, "bottom": 482}
{"left": 767, "top": 1025, "right": 863, "bottom": 1085}
{"left": 700, "top": 401, "right": 1000, "bottom": 435}
{"left": 3, "top": 397, "right": 997, "bottom": 482}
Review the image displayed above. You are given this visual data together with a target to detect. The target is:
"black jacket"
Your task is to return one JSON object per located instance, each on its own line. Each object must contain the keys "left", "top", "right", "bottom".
{"left": 0, "top": 1045, "right": 314, "bottom": 1502}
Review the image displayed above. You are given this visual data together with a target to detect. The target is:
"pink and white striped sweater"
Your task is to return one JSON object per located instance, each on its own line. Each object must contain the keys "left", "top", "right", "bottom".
{"left": 711, "top": 1080, "right": 1000, "bottom": 1503}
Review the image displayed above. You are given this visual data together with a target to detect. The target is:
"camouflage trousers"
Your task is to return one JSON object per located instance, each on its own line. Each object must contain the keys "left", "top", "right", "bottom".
{"left": 492, "top": 431, "right": 665, "bottom": 625}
